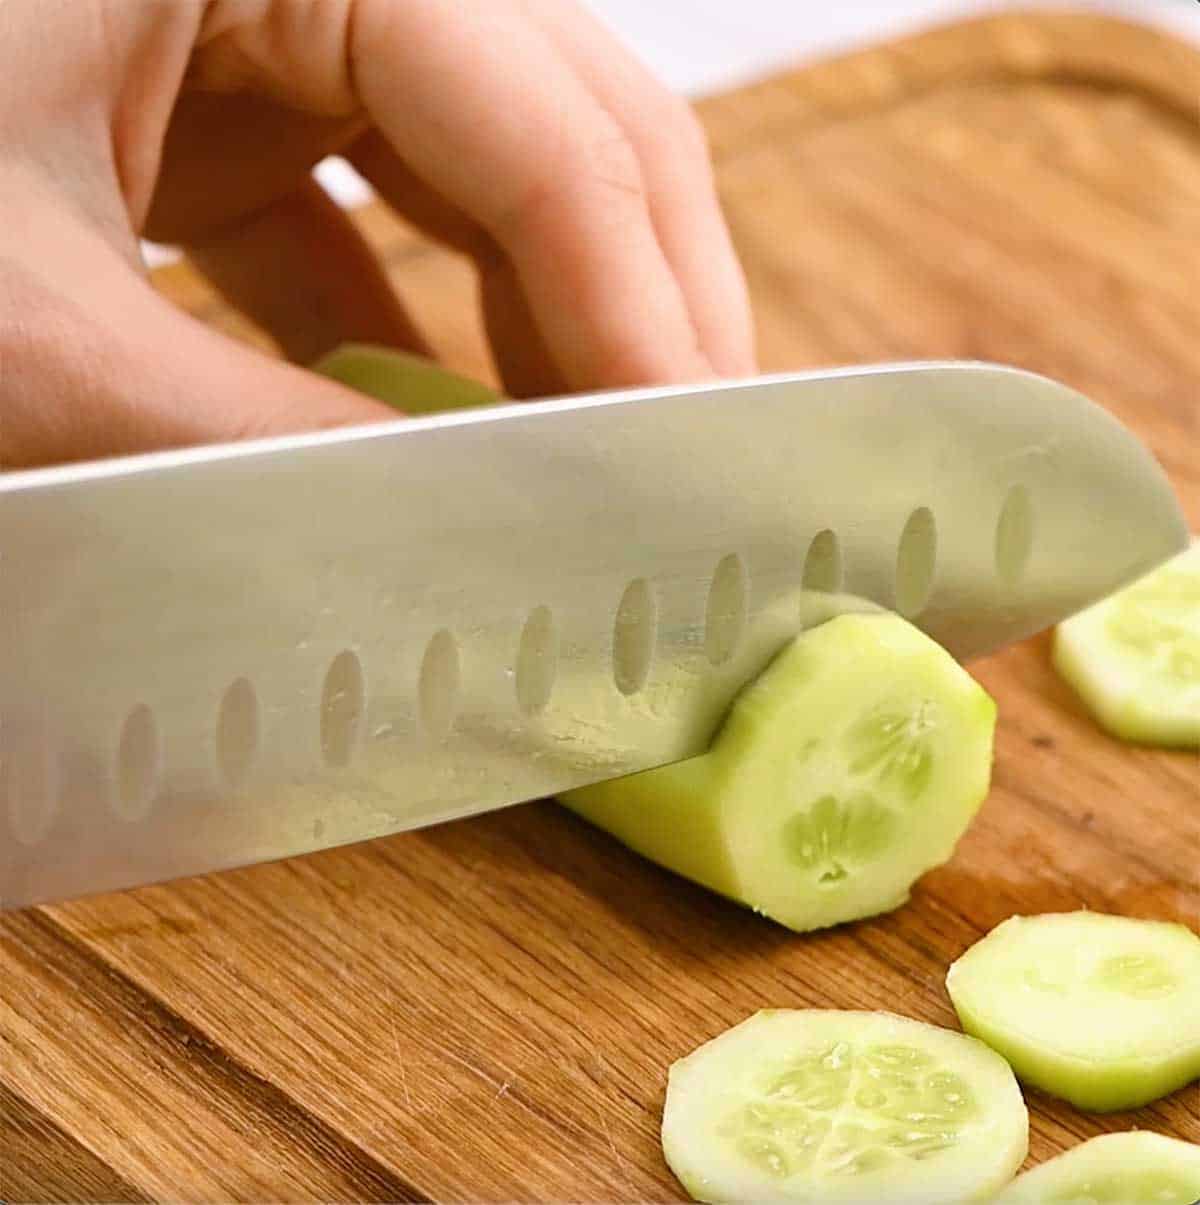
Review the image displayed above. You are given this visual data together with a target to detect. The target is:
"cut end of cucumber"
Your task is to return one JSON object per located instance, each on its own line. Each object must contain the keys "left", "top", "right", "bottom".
{"left": 994, "top": 1131, "right": 1200, "bottom": 1204}
{"left": 946, "top": 911, "right": 1200, "bottom": 1112}
{"left": 662, "top": 1009, "right": 1027, "bottom": 1203}
{"left": 312, "top": 343, "right": 499, "bottom": 415}
{"left": 565, "top": 613, "right": 996, "bottom": 933}
{"left": 1053, "top": 541, "right": 1200, "bottom": 747}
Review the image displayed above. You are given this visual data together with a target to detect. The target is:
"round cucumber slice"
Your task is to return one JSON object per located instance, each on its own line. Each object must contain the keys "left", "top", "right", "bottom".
{"left": 662, "top": 1009, "right": 1027, "bottom": 1203}
{"left": 563, "top": 613, "right": 996, "bottom": 932}
{"left": 994, "top": 1131, "right": 1200, "bottom": 1204}
{"left": 312, "top": 343, "right": 499, "bottom": 415}
{"left": 946, "top": 911, "right": 1200, "bottom": 1112}
{"left": 1053, "top": 541, "right": 1200, "bottom": 747}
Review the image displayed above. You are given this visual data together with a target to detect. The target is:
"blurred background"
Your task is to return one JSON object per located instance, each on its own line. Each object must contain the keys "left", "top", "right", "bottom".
{"left": 576, "top": 0, "right": 1198, "bottom": 94}
{"left": 147, "top": 0, "right": 1199, "bottom": 265}
{"left": 314, "top": 0, "right": 1199, "bottom": 205}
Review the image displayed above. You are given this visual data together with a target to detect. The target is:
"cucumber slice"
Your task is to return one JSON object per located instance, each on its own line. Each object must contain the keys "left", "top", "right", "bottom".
{"left": 993, "top": 1131, "right": 1200, "bottom": 1204}
{"left": 563, "top": 613, "right": 996, "bottom": 932}
{"left": 1053, "top": 542, "right": 1200, "bottom": 747}
{"left": 312, "top": 343, "right": 499, "bottom": 414}
{"left": 662, "top": 1009, "right": 1027, "bottom": 1203}
{"left": 946, "top": 912, "right": 1200, "bottom": 1112}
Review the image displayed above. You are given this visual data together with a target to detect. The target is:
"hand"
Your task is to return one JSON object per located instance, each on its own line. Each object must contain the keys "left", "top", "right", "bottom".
{"left": 0, "top": 0, "right": 756, "bottom": 469}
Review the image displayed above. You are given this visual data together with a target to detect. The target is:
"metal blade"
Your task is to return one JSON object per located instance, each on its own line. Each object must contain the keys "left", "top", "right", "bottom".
{"left": 0, "top": 361, "right": 1187, "bottom": 908}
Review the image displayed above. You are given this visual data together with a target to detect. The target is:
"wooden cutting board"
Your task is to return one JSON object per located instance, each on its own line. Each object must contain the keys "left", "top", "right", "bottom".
{"left": 4, "top": 11, "right": 1199, "bottom": 1200}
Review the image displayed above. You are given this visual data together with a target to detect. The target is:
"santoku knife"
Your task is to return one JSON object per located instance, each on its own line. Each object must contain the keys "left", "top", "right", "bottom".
{"left": 0, "top": 361, "right": 1187, "bottom": 909}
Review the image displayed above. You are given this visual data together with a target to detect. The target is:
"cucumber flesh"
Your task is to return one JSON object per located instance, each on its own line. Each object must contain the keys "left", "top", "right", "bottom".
{"left": 1053, "top": 542, "right": 1200, "bottom": 747}
{"left": 662, "top": 1009, "right": 1027, "bottom": 1203}
{"left": 563, "top": 613, "right": 996, "bottom": 932}
{"left": 946, "top": 911, "right": 1200, "bottom": 1112}
{"left": 312, "top": 343, "right": 499, "bottom": 414}
{"left": 993, "top": 1131, "right": 1200, "bottom": 1204}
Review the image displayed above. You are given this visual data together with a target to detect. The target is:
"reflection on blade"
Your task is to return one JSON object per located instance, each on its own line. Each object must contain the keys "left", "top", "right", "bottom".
{"left": 0, "top": 362, "right": 1187, "bottom": 908}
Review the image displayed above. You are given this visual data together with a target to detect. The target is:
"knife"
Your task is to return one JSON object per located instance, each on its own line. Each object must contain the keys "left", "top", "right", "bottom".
{"left": 0, "top": 361, "right": 1188, "bottom": 910}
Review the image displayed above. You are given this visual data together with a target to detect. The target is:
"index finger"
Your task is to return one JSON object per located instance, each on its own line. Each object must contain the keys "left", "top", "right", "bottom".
{"left": 349, "top": 0, "right": 714, "bottom": 391}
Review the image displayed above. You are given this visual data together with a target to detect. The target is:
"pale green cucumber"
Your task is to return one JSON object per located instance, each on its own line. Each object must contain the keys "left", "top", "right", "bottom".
{"left": 1053, "top": 541, "right": 1200, "bottom": 747}
{"left": 947, "top": 911, "right": 1200, "bottom": 1112}
{"left": 662, "top": 1009, "right": 1027, "bottom": 1203}
{"left": 993, "top": 1131, "right": 1200, "bottom": 1204}
{"left": 563, "top": 613, "right": 996, "bottom": 932}
{"left": 312, "top": 342, "right": 498, "bottom": 414}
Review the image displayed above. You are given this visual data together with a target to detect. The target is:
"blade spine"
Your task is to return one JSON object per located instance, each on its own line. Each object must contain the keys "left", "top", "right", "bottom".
{"left": 0, "top": 359, "right": 1041, "bottom": 494}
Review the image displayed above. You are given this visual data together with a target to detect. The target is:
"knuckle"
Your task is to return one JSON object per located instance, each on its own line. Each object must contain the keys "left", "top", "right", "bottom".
{"left": 579, "top": 125, "right": 647, "bottom": 201}
{"left": 494, "top": 122, "right": 648, "bottom": 242}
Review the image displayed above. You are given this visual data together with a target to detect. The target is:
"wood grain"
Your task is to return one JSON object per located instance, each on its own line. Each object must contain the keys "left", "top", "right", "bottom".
{"left": 4, "top": 11, "right": 1199, "bottom": 1201}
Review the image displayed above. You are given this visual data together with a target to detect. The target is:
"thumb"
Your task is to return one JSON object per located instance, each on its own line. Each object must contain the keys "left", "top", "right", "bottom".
{"left": 2, "top": 265, "right": 399, "bottom": 471}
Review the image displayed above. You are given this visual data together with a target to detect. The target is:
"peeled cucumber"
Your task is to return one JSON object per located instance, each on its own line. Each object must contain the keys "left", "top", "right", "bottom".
{"left": 563, "top": 613, "right": 996, "bottom": 932}
{"left": 312, "top": 342, "right": 499, "bottom": 414}
{"left": 662, "top": 1009, "right": 1028, "bottom": 1203}
{"left": 993, "top": 1131, "right": 1200, "bottom": 1204}
{"left": 947, "top": 911, "right": 1200, "bottom": 1112}
{"left": 1053, "top": 541, "right": 1200, "bottom": 747}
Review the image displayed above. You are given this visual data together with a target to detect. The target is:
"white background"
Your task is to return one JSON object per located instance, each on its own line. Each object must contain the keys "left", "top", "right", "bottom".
{"left": 578, "top": 0, "right": 1199, "bottom": 96}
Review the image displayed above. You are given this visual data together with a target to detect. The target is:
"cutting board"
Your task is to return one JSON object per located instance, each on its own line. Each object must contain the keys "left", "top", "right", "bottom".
{"left": 4, "top": 11, "right": 1199, "bottom": 1200}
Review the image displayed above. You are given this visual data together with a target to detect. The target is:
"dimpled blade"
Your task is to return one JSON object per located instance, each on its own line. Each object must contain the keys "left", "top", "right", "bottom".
{"left": 0, "top": 361, "right": 1187, "bottom": 908}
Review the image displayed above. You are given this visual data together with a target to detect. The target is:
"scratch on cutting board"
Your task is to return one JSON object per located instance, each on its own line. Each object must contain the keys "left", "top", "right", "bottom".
{"left": 443, "top": 1043, "right": 553, "bottom": 1129}
{"left": 438, "top": 1042, "right": 506, "bottom": 1090}
{"left": 387, "top": 993, "right": 413, "bottom": 1111}
{"left": 600, "top": 1111, "right": 634, "bottom": 1198}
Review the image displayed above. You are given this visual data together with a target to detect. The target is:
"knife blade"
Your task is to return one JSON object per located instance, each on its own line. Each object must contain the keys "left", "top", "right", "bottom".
{"left": 0, "top": 361, "right": 1187, "bottom": 909}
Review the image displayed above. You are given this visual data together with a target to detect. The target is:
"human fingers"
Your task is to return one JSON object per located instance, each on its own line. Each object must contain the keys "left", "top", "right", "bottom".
{"left": 347, "top": 130, "right": 563, "bottom": 396}
{"left": 1, "top": 197, "right": 395, "bottom": 469}
{"left": 347, "top": 0, "right": 714, "bottom": 390}
{"left": 519, "top": 0, "right": 757, "bottom": 378}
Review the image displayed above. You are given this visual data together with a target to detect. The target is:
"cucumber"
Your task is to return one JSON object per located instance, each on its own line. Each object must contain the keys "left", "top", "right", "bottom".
{"left": 1053, "top": 542, "right": 1200, "bottom": 747}
{"left": 662, "top": 1009, "right": 1027, "bottom": 1203}
{"left": 946, "top": 911, "right": 1200, "bottom": 1112}
{"left": 993, "top": 1131, "right": 1200, "bottom": 1204}
{"left": 563, "top": 613, "right": 996, "bottom": 932}
{"left": 312, "top": 343, "right": 499, "bottom": 414}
